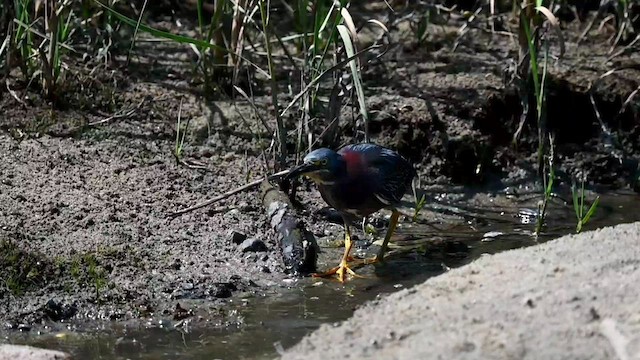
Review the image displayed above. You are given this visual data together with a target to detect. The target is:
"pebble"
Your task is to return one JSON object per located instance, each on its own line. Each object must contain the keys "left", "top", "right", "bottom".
{"left": 43, "top": 299, "right": 77, "bottom": 322}
{"left": 240, "top": 238, "right": 268, "bottom": 252}
{"left": 228, "top": 230, "right": 247, "bottom": 245}
{"left": 208, "top": 282, "right": 235, "bottom": 298}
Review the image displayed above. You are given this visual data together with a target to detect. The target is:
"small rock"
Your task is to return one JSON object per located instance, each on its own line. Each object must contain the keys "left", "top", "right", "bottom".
{"left": 0, "top": 345, "right": 71, "bottom": 360}
{"left": 240, "top": 238, "right": 268, "bottom": 252}
{"left": 524, "top": 298, "right": 535, "bottom": 308}
{"left": 170, "top": 259, "right": 182, "bottom": 270}
{"left": 316, "top": 208, "right": 343, "bottom": 224}
{"left": 225, "top": 209, "right": 240, "bottom": 217}
{"left": 228, "top": 230, "right": 247, "bottom": 245}
{"left": 208, "top": 282, "right": 236, "bottom": 298}
{"left": 43, "top": 299, "right": 77, "bottom": 321}
{"left": 244, "top": 253, "right": 258, "bottom": 262}
{"left": 82, "top": 216, "right": 95, "bottom": 228}
{"left": 173, "top": 303, "right": 193, "bottom": 321}
{"left": 181, "top": 282, "right": 194, "bottom": 290}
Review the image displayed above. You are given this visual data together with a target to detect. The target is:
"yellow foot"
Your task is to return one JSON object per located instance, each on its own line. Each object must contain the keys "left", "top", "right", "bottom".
{"left": 312, "top": 261, "right": 363, "bottom": 283}
{"left": 364, "top": 255, "right": 384, "bottom": 265}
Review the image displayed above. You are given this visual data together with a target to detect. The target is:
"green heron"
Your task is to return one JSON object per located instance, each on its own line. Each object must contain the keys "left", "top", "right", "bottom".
{"left": 285, "top": 143, "right": 416, "bottom": 282}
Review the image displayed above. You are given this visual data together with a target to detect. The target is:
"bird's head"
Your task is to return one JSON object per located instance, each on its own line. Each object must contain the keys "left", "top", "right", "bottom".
{"left": 285, "top": 148, "right": 344, "bottom": 184}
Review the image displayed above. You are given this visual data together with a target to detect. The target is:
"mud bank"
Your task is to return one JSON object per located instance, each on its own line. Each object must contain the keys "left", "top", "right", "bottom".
{"left": 283, "top": 222, "right": 640, "bottom": 360}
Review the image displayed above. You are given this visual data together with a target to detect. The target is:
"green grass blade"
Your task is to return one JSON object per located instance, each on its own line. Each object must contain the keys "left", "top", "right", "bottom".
{"left": 571, "top": 182, "right": 581, "bottom": 221}
{"left": 93, "top": 0, "right": 227, "bottom": 51}
{"left": 279, "top": 43, "right": 381, "bottom": 118}
{"left": 127, "top": 0, "right": 149, "bottom": 61}
{"left": 337, "top": 24, "right": 369, "bottom": 142}
{"left": 317, "top": 1, "right": 336, "bottom": 36}
{"left": 580, "top": 179, "right": 586, "bottom": 218}
{"left": 522, "top": 14, "right": 541, "bottom": 106}
{"left": 539, "top": 45, "right": 549, "bottom": 115}
{"left": 581, "top": 196, "right": 600, "bottom": 225}
{"left": 313, "top": 2, "right": 338, "bottom": 77}
{"left": 545, "top": 165, "right": 554, "bottom": 195}
{"left": 197, "top": 0, "right": 204, "bottom": 34}
{"left": 0, "top": 34, "right": 9, "bottom": 60}
{"left": 13, "top": 19, "right": 77, "bottom": 53}
{"left": 94, "top": 0, "right": 268, "bottom": 79}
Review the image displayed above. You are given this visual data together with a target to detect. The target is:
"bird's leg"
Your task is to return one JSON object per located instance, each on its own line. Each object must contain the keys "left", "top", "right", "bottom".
{"left": 366, "top": 210, "right": 400, "bottom": 264}
{"left": 313, "top": 220, "right": 362, "bottom": 282}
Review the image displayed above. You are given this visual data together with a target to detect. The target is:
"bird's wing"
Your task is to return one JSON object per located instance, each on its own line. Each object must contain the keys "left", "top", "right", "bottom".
{"left": 358, "top": 145, "right": 415, "bottom": 205}
{"left": 338, "top": 143, "right": 416, "bottom": 206}
{"left": 373, "top": 153, "right": 416, "bottom": 205}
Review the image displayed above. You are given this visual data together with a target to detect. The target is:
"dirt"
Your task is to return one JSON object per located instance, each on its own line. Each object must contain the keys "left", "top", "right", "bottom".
{"left": 0, "top": 2, "right": 639, "bottom": 335}
{"left": 282, "top": 221, "right": 640, "bottom": 360}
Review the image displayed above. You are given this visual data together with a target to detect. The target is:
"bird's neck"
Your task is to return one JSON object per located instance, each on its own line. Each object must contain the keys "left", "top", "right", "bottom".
{"left": 332, "top": 156, "right": 347, "bottom": 179}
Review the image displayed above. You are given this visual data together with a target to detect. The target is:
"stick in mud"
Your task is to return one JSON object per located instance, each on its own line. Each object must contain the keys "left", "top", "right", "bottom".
{"left": 260, "top": 179, "right": 317, "bottom": 275}
{"left": 169, "top": 170, "right": 290, "bottom": 217}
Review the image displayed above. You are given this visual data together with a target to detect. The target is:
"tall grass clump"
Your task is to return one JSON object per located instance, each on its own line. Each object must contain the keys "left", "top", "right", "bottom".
{"left": 193, "top": 0, "right": 235, "bottom": 97}
{"left": 7, "top": 0, "right": 38, "bottom": 82}
{"left": 94, "top": 0, "right": 387, "bottom": 170}
{"left": 513, "top": 0, "right": 563, "bottom": 173}
{"left": 4, "top": 0, "right": 77, "bottom": 101}
{"left": 95, "top": 0, "right": 237, "bottom": 98}
{"left": 5, "top": 0, "right": 387, "bottom": 168}
{"left": 38, "top": 1, "right": 74, "bottom": 100}
{"left": 509, "top": 0, "right": 565, "bottom": 236}
{"left": 281, "top": 1, "right": 388, "bottom": 158}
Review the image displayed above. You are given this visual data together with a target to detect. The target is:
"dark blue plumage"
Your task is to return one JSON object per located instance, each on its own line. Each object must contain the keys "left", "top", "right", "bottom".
{"left": 285, "top": 143, "right": 417, "bottom": 282}
{"left": 321, "top": 144, "right": 415, "bottom": 217}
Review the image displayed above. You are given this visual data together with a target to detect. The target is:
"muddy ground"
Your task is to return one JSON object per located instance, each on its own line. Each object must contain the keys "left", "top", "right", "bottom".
{"left": 282, "top": 221, "right": 640, "bottom": 360}
{"left": 1, "top": 2, "right": 639, "bottom": 333}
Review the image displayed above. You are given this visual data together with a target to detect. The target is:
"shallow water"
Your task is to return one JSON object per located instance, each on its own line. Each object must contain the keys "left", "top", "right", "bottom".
{"left": 5, "top": 189, "right": 639, "bottom": 360}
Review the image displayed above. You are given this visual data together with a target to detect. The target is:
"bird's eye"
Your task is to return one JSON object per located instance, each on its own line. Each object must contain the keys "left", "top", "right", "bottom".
{"left": 320, "top": 159, "right": 328, "bottom": 166}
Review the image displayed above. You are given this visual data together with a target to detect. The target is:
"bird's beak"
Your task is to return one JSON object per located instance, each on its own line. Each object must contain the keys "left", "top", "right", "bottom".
{"left": 285, "top": 162, "right": 320, "bottom": 181}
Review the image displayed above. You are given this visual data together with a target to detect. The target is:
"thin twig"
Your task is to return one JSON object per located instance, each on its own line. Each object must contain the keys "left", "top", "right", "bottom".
{"left": 589, "top": 91, "right": 609, "bottom": 135}
{"left": 87, "top": 99, "right": 145, "bottom": 127}
{"left": 5, "top": 80, "right": 26, "bottom": 106}
{"left": 233, "top": 85, "right": 272, "bottom": 133}
{"left": 615, "top": 85, "right": 640, "bottom": 121}
{"left": 169, "top": 169, "right": 290, "bottom": 217}
{"left": 126, "top": 0, "right": 149, "bottom": 66}
{"left": 177, "top": 159, "right": 209, "bottom": 170}
{"left": 607, "top": 33, "right": 640, "bottom": 61}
